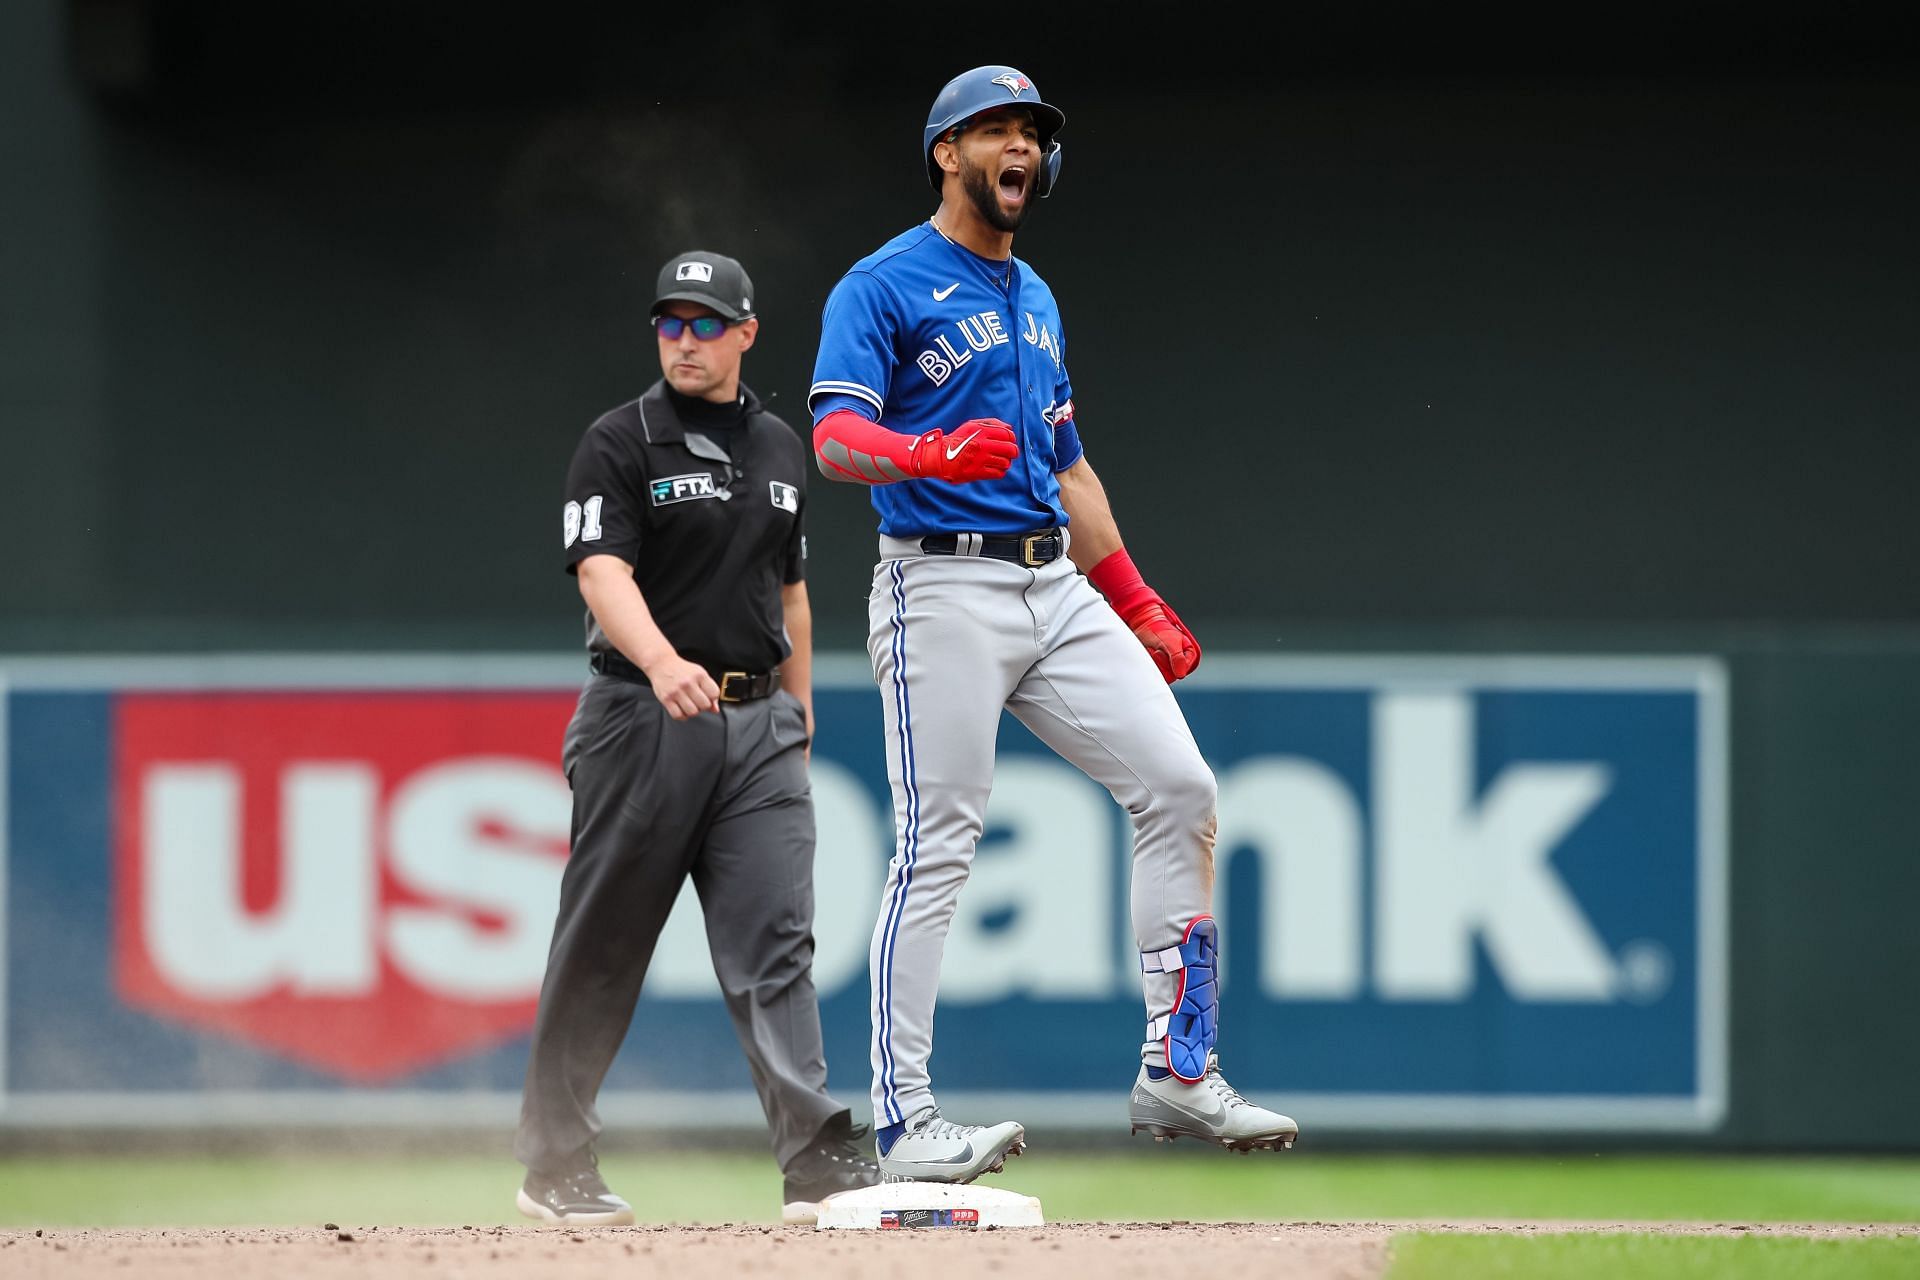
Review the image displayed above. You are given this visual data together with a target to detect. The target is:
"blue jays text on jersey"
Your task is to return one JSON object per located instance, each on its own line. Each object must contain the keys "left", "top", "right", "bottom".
{"left": 810, "top": 222, "right": 1084, "bottom": 537}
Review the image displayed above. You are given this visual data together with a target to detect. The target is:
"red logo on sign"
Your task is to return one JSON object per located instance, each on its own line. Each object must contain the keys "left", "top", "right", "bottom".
{"left": 113, "top": 692, "right": 577, "bottom": 1082}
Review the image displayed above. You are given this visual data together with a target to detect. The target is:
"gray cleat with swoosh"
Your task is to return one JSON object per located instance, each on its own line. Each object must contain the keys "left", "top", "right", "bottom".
{"left": 1129, "top": 1053, "right": 1298, "bottom": 1152}
{"left": 876, "top": 1107, "right": 1027, "bottom": 1183}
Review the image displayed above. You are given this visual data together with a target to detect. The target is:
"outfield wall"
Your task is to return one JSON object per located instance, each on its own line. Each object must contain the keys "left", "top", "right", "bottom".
{"left": 0, "top": 645, "right": 1863, "bottom": 1145}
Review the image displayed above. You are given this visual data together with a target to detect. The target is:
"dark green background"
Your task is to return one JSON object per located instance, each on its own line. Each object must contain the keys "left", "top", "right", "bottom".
{"left": 4, "top": 2, "right": 1917, "bottom": 1146}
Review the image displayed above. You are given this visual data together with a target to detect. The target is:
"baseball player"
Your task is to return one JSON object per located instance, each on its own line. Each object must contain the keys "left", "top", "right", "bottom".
{"left": 516, "top": 250, "right": 878, "bottom": 1226}
{"left": 808, "top": 67, "right": 1298, "bottom": 1183}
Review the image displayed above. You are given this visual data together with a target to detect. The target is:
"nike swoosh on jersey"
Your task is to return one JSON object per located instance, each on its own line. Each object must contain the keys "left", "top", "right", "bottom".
{"left": 932, "top": 283, "right": 960, "bottom": 301}
{"left": 945, "top": 430, "right": 980, "bottom": 460}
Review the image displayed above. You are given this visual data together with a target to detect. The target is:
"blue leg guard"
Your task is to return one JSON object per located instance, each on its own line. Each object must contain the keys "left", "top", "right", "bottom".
{"left": 1143, "top": 915, "right": 1218, "bottom": 1084}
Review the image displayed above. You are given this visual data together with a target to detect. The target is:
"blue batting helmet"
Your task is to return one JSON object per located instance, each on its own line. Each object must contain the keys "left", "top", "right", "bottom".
{"left": 923, "top": 65, "right": 1065, "bottom": 198}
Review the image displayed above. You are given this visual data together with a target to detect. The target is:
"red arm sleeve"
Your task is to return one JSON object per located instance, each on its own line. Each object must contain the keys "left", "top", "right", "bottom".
{"left": 812, "top": 409, "right": 922, "bottom": 485}
{"left": 813, "top": 409, "right": 1019, "bottom": 486}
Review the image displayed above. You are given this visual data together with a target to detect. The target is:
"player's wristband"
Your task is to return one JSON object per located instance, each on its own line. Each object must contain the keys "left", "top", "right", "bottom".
{"left": 1087, "top": 548, "right": 1160, "bottom": 623}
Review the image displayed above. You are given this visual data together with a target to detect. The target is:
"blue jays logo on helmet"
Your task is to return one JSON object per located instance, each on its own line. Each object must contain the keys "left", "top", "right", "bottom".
{"left": 923, "top": 65, "right": 1066, "bottom": 199}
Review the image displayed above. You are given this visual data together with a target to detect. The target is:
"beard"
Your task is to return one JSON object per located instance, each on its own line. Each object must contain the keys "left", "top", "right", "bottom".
{"left": 960, "top": 154, "right": 1029, "bottom": 233}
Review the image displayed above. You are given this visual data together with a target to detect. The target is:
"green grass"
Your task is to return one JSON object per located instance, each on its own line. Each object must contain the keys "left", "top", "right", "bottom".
{"left": 1389, "top": 1233, "right": 1920, "bottom": 1280}
{"left": 1013, "top": 1153, "right": 1920, "bottom": 1225}
{"left": 1, "top": 1152, "right": 1918, "bottom": 1229}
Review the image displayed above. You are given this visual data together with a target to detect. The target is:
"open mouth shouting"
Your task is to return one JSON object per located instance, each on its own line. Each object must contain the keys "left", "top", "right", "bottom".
{"left": 957, "top": 124, "right": 1039, "bottom": 232}
{"left": 998, "top": 163, "right": 1030, "bottom": 208}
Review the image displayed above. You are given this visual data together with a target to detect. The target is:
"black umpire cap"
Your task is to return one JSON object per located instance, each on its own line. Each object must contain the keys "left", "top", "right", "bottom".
{"left": 652, "top": 250, "right": 756, "bottom": 322}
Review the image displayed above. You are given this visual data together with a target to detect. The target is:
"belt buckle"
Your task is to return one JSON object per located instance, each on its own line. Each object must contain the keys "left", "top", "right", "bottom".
{"left": 1021, "top": 532, "right": 1049, "bottom": 567}
{"left": 719, "top": 671, "right": 747, "bottom": 702}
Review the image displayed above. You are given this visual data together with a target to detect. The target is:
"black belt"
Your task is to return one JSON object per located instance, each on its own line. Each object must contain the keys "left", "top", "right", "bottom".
{"left": 919, "top": 528, "right": 1064, "bottom": 566}
{"left": 589, "top": 651, "right": 782, "bottom": 702}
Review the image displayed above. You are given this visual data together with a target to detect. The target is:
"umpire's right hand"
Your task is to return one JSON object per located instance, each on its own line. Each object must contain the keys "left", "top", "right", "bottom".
{"left": 648, "top": 655, "right": 722, "bottom": 718}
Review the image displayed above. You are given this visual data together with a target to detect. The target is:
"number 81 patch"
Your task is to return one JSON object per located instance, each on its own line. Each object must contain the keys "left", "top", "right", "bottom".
{"left": 563, "top": 496, "right": 604, "bottom": 547}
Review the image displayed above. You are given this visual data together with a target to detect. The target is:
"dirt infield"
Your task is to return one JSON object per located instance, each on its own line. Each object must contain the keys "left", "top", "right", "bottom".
{"left": 2, "top": 1221, "right": 1913, "bottom": 1279}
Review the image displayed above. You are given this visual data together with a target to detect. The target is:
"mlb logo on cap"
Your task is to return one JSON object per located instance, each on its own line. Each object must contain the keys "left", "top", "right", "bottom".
{"left": 653, "top": 249, "right": 756, "bottom": 322}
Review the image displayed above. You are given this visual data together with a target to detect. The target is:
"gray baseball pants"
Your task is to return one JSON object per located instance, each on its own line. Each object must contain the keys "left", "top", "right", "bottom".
{"left": 515, "top": 674, "right": 846, "bottom": 1173}
{"left": 864, "top": 537, "right": 1218, "bottom": 1129}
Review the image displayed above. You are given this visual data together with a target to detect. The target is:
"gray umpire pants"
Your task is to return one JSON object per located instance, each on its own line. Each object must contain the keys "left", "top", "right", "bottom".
{"left": 864, "top": 539, "right": 1219, "bottom": 1130}
{"left": 515, "top": 673, "right": 847, "bottom": 1173}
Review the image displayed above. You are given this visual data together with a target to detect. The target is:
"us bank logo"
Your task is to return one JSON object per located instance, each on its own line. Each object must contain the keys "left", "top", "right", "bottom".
{"left": 0, "top": 654, "right": 1723, "bottom": 1133}
{"left": 110, "top": 693, "right": 572, "bottom": 1081}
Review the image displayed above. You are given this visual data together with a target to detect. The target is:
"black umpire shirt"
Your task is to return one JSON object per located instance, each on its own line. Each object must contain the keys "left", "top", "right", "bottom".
{"left": 562, "top": 381, "right": 807, "bottom": 675}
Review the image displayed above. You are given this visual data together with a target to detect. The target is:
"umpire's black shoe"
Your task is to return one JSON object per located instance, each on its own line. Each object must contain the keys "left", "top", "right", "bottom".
{"left": 781, "top": 1115, "right": 882, "bottom": 1225}
{"left": 516, "top": 1152, "right": 636, "bottom": 1227}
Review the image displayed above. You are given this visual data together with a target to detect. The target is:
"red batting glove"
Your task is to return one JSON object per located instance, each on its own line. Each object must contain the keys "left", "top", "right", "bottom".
{"left": 1088, "top": 548, "right": 1203, "bottom": 683}
{"left": 1126, "top": 600, "right": 1202, "bottom": 682}
{"left": 908, "top": 418, "right": 1019, "bottom": 482}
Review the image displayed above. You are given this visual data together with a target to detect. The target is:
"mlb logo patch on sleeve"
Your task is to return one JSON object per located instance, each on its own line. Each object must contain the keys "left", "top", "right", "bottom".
{"left": 769, "top": 481, "right": 799, "bottom": 513}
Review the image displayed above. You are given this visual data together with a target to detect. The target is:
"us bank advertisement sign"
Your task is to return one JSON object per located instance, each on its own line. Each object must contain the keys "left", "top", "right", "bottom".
{"left": 0, "top": 655, "right": 1725, "bottom": 1133}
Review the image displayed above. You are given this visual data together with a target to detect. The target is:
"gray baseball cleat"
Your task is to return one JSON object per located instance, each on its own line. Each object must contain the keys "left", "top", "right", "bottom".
{"left": 1129, "top": 1053, "right": 1298, "bottom": 1152}
{"left": 877, "top": 1107, "right": 1027, "bottom": 1183}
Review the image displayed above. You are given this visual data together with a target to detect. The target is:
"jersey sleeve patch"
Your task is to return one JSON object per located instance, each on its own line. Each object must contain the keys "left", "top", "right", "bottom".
{"left": 562, "top": 426, "right": 645, "bottom": 572}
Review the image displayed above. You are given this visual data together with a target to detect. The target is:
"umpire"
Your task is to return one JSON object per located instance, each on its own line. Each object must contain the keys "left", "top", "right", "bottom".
{"left": 515, "top": 250, "right": 877, "bottom": 1227}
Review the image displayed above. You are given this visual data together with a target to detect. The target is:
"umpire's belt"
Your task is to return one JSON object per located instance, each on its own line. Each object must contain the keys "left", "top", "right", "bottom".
{"left": 913, "top": 528, "right": 1065, "bottom": 566}
{"left": 589, "top": 651, "right": 782, "bottom": 702}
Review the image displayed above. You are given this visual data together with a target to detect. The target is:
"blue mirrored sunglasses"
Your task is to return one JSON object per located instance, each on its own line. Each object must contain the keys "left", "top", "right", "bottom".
{"left": 653, "top": 314, "right": 731, "bottom": 341}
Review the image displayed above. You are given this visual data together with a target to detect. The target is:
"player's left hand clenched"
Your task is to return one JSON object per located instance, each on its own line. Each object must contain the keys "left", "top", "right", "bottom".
{"left": 1088, "top": 548, "right": 1203, "bottom": 683}
{"left": 1124, "top": 598, "right": 1201, "bottom": 682}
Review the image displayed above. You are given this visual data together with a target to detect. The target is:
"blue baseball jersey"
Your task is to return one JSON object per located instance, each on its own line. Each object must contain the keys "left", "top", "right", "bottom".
{"left": 810, "top": 222, "right": 1083, "bottom": 537}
